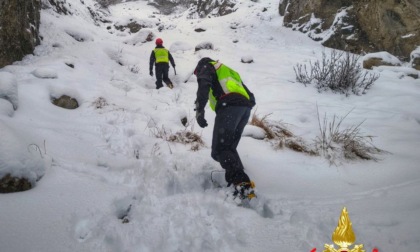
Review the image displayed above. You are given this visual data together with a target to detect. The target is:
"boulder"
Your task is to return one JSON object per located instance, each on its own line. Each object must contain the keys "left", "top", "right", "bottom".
{"left": 115, "top": 21, "right": 145, "bottom": 33}
{"left": 52, "top": 95, "right": 79, "bottom": 109}
{"left": 0, "top": 174, "right": 32, "bottom": 193}
{"left": 241, "top": 56, "right": 254, "bottom": 64}
{"left": 362, "top": 52, "right": 402, "bottom": 70}
{"left": 114, "top": 19, "right": 154, "bottom": 34}
{"left": 169, "top": 41, "right": 193, "bottom": 53}
{"left": 195, "top": 42, "right": 214, "bottom": 52}
{"left": 124, "top": 30, "right": 154, "bottom": 45}
{"left": 412, "top": 58, "right": 420, "bottom": 71}
{"left": 194, "top": 28, "right": 206, "bottom": 33}
{"left": 410, "top": 48, "right": 420, "bottom": 71}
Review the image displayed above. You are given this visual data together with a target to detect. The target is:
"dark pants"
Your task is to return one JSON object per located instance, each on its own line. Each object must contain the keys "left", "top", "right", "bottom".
{"left": 155, "top": 63, "right": 172, "bottom": 89}
{"left": 211, "top": 106, "right": 251, "bottom": 186}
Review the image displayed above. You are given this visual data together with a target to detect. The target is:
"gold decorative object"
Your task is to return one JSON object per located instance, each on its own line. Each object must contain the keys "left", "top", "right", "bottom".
{"left": 323, "top": 207, "right": 365, "bottom": 252}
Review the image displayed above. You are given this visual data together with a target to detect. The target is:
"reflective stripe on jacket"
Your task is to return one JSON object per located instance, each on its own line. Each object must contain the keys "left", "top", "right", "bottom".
{"left": 154, "top": 48, "right": 169, "bottom": 63}
{"left": 208, "top": 61, "right": 250, "bottom": 111}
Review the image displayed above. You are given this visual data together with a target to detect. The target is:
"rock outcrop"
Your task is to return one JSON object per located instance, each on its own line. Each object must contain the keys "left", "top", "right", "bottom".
{"left": 280, "top": 0, "right": 420, "bottom": 60}
{"left": 148, "top": 0, "right": 237, "bottom": 17}
{"left": 0, "top": 0, "right": 41, "bottom": 68}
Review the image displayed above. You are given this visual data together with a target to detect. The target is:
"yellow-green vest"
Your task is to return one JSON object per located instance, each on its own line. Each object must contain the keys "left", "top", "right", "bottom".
{"left": 154, "top": 48, "right": 169, "bottom": 63}
{"left": 208, "top": 61, "right": 250, "bottom": 111}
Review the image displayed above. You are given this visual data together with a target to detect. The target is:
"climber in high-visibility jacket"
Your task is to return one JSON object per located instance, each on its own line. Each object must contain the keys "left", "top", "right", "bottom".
{"left": 149, "top": 38, "right": 176, "bottom": 89}
{"left": 193, "top": 57, "right": 257, "bottom": 200}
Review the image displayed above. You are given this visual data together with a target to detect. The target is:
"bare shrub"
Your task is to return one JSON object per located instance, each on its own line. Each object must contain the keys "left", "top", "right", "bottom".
{"left": 294, "top": 50, "right": 379, "bottom": 96}
{"left": 315, "top": 107, "right": 385, "bottom": 165}
{"left": 293, "top": 64, "right": 312, "bottom": 85}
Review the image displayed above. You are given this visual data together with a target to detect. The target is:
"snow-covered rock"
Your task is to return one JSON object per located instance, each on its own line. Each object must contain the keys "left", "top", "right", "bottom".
{"left": 32, "top": 67, "right": 58, "bottom": 79}
{"left": 241, "top": 55, "right": 254, "bottom": 64}
{"left": 0, "top": 71, "right": 19, "bottom": 110}
{"left": 0, "top": 98, "right": 14, "bottom": 117}
{"left": 362, "top": 52, "right": 402, "bottom": 70}
{"left": 0, "top": 123, "right": 47, "bottom": 191}
{"left": 169, "top": 41, "right": 193, "bottom": 52}
{"left": 124, "top": 29, "right": 155, "bottom": 45}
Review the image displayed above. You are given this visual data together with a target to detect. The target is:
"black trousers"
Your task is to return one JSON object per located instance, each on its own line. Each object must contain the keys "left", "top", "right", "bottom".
{"left": 211, "top": 106, "right": 251, "bottom": 186}
{"left": 155, "top": 63, "right": 172, "bottom": 89}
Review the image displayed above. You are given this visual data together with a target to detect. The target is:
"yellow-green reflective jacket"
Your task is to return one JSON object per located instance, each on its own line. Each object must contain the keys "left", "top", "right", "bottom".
{"left": 154, "top": 48, "right": 169, "bottom": 63}
{"left": 208, "top": 61, "right": 250, "bottom": 111}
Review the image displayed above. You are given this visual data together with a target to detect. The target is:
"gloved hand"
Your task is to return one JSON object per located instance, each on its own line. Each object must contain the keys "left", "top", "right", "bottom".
{"left": 149, "top": 70, "right": 153, "bottom": 77}
{"left": 196, "top": 111, "right": 208, "bottom": 128}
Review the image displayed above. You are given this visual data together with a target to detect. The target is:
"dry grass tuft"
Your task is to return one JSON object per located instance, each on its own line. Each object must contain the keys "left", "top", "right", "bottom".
{"left": 92, "top": 97, "right": 108, "bottom": 109}
{"left": 250, "top": 112, "right": 294, "bottom": 139}
{"left": 315, "top": 106, "right": 387, "bottom": 164}
{"left": 250, "top": 112, "right": 316, "bottom": 155}
{"left": 285, "top": 139, "right": 318, "bottom": 156}
{"left": 249, "top": 108, "right": 386, "bottom": 164}
{"left": 250, "top": 113, "right": 276, "bottom": 139}
{"left": 168, "top": 131, "right": 205, "bottom": 151}
{"left": 150, "top": 123, "right": 205, "bottom": 151}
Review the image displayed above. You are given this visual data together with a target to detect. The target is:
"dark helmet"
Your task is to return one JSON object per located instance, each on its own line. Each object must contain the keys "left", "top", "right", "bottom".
{"left": 194, "top": 57, "right": 214, "bottom": 76}
{"left": 155, "top": 38, "right": 163, "bottom": 45}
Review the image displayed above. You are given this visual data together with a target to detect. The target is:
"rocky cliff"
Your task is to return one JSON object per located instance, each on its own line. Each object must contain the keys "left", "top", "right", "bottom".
{"left": 280, "top": 0, "right": 420, "bottom": 60}
{"left": 148, "top": 0, "right": 237, "bottom": 17}
{"left": 0, "top": 0, "right": 41, "bottom": 68}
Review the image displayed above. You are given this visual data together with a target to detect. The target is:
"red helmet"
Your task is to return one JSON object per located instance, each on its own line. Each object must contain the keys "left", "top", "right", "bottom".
{"left": 155, "top": 38, "right": 163, "bottom": 45}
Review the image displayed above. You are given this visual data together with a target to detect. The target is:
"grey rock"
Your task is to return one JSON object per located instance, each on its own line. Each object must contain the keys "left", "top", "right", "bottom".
{"left": 0, "top": 174, "right": 32, "bottom": 193}
{"left": 52, "top": 95, "right": 79, "bottom": 110}
{"left": 0, "top": 0, "right": 41, "bottom": 68}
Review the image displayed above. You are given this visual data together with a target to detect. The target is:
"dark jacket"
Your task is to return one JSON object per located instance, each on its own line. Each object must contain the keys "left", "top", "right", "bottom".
{"left": 194, "top": 58, "right": 255, "bottom": 113}
{"left": 149, "top": 45, "right": 175, "bottom": 72}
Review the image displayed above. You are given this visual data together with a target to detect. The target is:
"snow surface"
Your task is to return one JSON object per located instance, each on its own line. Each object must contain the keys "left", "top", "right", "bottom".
{"left": 1, "top": 0, "right": 420, "bottom": 251}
